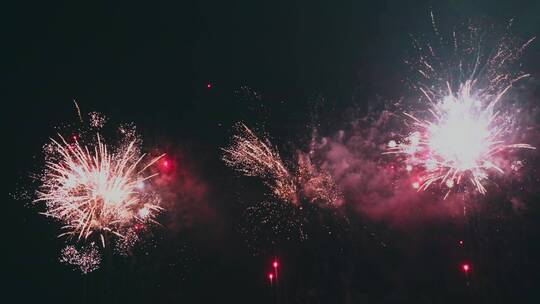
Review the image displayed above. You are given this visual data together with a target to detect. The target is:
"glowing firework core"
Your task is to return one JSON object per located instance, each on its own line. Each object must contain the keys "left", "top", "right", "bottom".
{"left": 391, "top": 81, "right": 534, "bottom": 196}
{"left": 429, "top": 94, "right": 490, "bottom": 171}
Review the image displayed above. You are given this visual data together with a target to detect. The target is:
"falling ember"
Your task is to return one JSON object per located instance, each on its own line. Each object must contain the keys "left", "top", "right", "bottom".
{"left": 271, "top": 259, "right": 279, "bottom": 281}
{"left": 387, "top": 19, "right": 535, "bottom": 198}
{"left": 461, "top": 263, "right": 471, "bottom": 273}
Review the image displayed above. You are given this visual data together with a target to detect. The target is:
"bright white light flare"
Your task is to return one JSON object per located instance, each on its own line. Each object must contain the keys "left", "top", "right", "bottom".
{"left": 389, "top": 81, "right": 534, "bottom": 197}
{"left": 387, "top": 18, "right": 536, "bottom": 198}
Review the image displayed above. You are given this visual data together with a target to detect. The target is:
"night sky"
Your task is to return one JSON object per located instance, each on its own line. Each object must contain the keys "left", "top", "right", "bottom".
{"left": 6, "top": 1, "right": 540, "bottom": 303}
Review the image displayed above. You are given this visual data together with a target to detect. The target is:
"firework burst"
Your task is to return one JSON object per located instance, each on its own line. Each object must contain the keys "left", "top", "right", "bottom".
{"left": 387, "top": 18, "right": 535, "bottom": 198}
{"left": 223, "top": 123, "right": 342, "bottom": 207}
{"left": 34, "top": 110, "right": 165, "bottom": 272}
{"left": 35, "top": 134, "right": 164, "bottom": 246}
{"left": 222, "top": 123, "right": 299, "bottom": 204}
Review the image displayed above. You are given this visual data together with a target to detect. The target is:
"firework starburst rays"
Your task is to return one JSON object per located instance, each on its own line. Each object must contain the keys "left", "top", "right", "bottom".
{"left": 389, "top": 81, "right": 534, "bottom": 197}
{"left": 387, "top": 20, "right": 536, "bottom": 198}
{"left": 35, "top": 134, "right": 164, "bottom": 247}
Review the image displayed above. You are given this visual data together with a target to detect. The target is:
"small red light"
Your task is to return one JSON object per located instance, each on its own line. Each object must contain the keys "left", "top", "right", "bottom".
{"left": 459, "top": 240, "right": 464, "bottom": 246}
{"left": 158, "top": 157, "right": 173, "bottom": 173}
{"left": 461, "top": 263, "right": 470, "bottom": 272}
{"left": 268, "top": 273, "right": 273, "bottom": 280}
{"left": 207, "top": 83, "right": 212, "bottom": 89}
{"left": 273, "top": 261, "right": 278, "bottom": 268}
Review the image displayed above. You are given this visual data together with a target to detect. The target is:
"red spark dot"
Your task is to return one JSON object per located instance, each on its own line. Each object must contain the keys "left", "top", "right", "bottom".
{"left": 268, "top": 273, "right": 273, "bottom": 280}
{"left": 461, "top": 263, "right": 470, "bottom": 273}
{"left": 159, "top": 157, "right": 171, "bottom": 170}
{"left": 459, "top": 240, "right": 464, "bottom": 246}
{"left": 158, "top": 155, "right": 176, "bottom": 175}
{"left": 207, "top": 83, "right": 212, "bottom": 89}
{"left": 273, "top": 261, "right": 279, "bottom": 268}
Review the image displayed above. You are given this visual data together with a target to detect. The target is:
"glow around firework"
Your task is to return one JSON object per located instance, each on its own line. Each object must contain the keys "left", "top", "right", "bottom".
{"left": 388, "top": 19, "right": 535, "bottom": 198}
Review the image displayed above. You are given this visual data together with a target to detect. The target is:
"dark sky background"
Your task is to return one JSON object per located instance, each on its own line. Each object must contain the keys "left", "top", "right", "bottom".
{"left": 5, "top": 1, "right": 540, "bottom": 303}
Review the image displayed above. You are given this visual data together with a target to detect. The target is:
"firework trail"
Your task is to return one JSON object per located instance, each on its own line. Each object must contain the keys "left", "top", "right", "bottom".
{"left": 387, "top": 18, "right": 535, "bottom": 198}
{"left": 34, "top": 110, "right": 164, "bottom": 273}
{"left": 73, "top": 99, "right": 83, "bottom": 123}
{"left": 222, "top": 123, "right": 342, "bottom": 206}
